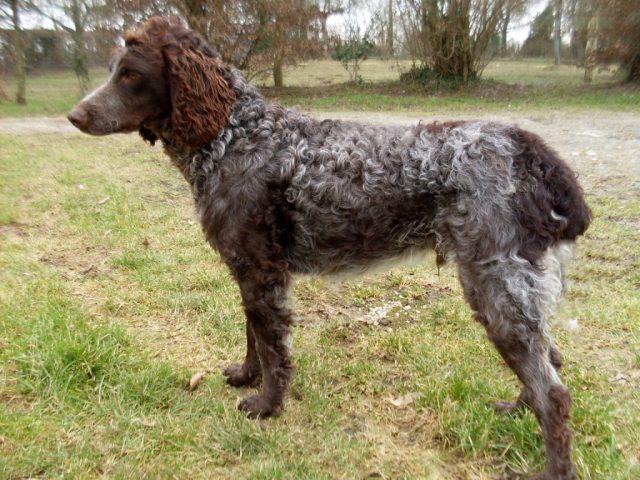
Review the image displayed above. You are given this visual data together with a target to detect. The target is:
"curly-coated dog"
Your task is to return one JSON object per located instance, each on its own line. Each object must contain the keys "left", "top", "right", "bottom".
{"left": 68, "top": 17, "right": 591, "bottom": 479}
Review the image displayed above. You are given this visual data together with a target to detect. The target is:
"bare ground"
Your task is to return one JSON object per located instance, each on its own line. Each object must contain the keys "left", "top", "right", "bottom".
{"left": 1, "top": 111, "right": 638, "bottom": 195}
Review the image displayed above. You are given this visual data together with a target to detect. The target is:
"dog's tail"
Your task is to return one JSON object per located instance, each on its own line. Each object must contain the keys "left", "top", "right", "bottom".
{"left": 510, "top": 127, "right": 591, "bottom": 262}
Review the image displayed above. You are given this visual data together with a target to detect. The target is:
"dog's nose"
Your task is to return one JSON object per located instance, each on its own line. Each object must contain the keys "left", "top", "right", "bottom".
{"left": 67, "top": 106, "right": 88, "bottom": 129}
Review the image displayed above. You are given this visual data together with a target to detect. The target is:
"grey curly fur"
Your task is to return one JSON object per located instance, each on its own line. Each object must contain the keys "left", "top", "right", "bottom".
{"left": 68, "top": 19, "right": 591, "bottom": 479}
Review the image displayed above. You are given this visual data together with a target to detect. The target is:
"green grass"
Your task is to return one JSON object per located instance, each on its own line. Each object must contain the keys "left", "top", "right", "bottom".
{"left": 1, "top": 59, "right": 638, "bottom": 118}
{"left": 1, "top": 125, "right": 639, "bottom": 479}
{"left": 261, "top": 58, "right": 618, "bottom": 88}
{"left": 267, "top": 82, "right": 640, "bottom": 112}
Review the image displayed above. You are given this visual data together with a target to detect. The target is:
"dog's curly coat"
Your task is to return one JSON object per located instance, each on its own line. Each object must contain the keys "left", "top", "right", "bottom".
{"left": 68, "top": 17, "right": 591, "bottom": 479}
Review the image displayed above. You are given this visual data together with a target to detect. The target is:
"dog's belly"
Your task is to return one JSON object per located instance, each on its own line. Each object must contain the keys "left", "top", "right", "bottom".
{"left": 286, "top": 238, "right": 438, "bottom": 277}
{"left": 283, "top": 194, "right": 440, "bottom": 275}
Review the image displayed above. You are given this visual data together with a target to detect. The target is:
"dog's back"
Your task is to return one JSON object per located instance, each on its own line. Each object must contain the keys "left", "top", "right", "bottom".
{"left": 270, "top": 118, "right": 589, "bottom": 274}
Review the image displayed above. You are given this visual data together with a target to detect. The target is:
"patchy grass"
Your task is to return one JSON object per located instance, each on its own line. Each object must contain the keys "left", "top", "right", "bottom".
{"left": 1, "top": 132, "right": 639, "bottom": 479}
{"left": 1, "top": 59, "right": 637, "bottom": 118}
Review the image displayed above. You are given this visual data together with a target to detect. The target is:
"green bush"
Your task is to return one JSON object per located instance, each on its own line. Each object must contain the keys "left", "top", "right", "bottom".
{"left": 331, "top": 36, "right": 375, "bottom": 84}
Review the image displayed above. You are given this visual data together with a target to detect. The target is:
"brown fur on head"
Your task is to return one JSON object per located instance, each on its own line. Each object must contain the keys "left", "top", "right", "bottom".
{"left": 67, "top": 16, "right": 236, "bottom": 150}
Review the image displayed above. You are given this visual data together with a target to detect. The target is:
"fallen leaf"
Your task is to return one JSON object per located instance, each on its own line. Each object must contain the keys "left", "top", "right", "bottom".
{"left": 189, "top": 372, "right": 206, "bottom": 391}
{"left": 132, "top": 417, "right": 157, "bottom": 428}
{"left": 388, "top": 392, "right": 419, "bottom": 408}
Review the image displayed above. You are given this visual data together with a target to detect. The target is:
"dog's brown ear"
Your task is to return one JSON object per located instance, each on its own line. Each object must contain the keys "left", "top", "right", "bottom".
{"left": 164, "top": 46, "right": 236, "bottom": 149}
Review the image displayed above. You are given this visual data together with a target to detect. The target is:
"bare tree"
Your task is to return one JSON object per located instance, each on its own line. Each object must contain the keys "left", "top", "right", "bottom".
{"left": 386, "top": 0, "right": 394, "bottom": 54}
{"left": 590, "top": 0, "right": 640, "bottom": 82}
{"left": 109, "top": 0, "right": 174, "bottom": 29}
{"left": 565, "top": 0, "right": 588, "bottom": 61}
{"left": 316, "top": 0, "right": 346, "bottom": 42}
{"left": 521, "top": 2, "right": 554, "bottom": 57}
{"left": 500, "top": 4, "right": 510, "bottom": 55}
{"left": 25, "top": 0, "right": 106, "bottom": 94}
{"left": 175, "top": 0, "right": 324, "bottom": 87}
{"left": 553, "top": 0, "right": 562, "bottom": 65}
{"left": 24, "top": 1, "right": 178, "bottom": 94}
{"left": 0, "top": 0, "right": 27, "bottom": 103}
{"left": 583, "top": 7, "right": 598, "bottom": 83}
{"left": 254, "top": 0, "right": 324, "bottom": 88}
{"left": 399, "top": 0, "right": 527, "bottom": 83}
{"left": 498, "top": 0, "right": 526, "bottom": 56}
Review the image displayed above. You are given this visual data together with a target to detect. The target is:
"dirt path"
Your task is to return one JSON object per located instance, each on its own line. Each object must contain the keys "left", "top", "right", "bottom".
{"left": 0, "top": 116, "right": 78, "bottom": 135}
{"left": 2, "top": 112, "right": 639, "bottom": 193}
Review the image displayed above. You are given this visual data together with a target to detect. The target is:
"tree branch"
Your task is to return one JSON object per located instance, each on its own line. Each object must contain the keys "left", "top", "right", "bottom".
{"left": 23, "top": 1, "right": 74, "bottom": 32}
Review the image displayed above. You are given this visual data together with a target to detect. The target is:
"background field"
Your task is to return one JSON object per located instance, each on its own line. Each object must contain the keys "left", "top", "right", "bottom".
{"left": 1, "top": 59, "right": 639, "bottom": 479}
{"left": 1, "top": 58, "right": 638, "bottom": 118}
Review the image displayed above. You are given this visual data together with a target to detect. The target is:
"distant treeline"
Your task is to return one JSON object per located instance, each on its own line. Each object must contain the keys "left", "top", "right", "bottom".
{"left": 0, "top": 28, "right": 116, "bottom": 71}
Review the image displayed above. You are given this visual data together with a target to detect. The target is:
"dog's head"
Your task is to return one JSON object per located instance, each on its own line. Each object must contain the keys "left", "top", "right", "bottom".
{"left": 67, "top": 17, "right": 236, "bottom": 149}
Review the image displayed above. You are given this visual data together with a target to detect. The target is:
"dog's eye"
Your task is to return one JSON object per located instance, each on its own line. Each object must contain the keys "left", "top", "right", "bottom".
{"left": 119, "top": 69, "right": 140, "bottom": 81}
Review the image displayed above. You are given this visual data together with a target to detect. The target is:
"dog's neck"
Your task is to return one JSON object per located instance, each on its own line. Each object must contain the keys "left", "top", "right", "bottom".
{"left": 153, "top": 66, "right": 270, "bottom": 198}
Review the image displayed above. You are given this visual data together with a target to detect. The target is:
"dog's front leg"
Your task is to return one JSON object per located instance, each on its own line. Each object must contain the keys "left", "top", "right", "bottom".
{"left": 223, "top": 320, "right": 262, "bottom": 387}
{"left": 232, "top": 265, "right": 293, "bottom": 418}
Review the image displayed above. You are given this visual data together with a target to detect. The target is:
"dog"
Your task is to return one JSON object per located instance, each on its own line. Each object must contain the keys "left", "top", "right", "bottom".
{"left": 68, "top": 17, "right": 590, "bottom": 479}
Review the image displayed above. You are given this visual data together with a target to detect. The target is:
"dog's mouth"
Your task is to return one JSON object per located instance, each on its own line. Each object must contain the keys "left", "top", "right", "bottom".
{"left": 67, "top": 106, "right": 139, "bottom": 136}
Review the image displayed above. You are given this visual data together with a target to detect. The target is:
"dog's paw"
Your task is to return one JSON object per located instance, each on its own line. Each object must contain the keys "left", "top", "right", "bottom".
{"left": 526, "top": 473, "right": 554, "bottom": 480}
{"left": 510, "top": 467, "right": 577, "bottom": 480}
{"left": 492, "top": 399, "right": 520, "bottom": 415}
{"left": 237, "top": 394, "right": 280, "bottom": 419}
{"left": 223, "top": 363, "right": 261, "bottom": 388}
{"left": 532, "top": 469, "right": 576, "bottom": 480}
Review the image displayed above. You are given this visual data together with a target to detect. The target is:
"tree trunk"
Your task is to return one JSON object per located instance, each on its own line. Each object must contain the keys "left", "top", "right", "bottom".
{"left": 554, "top": 0, "right": 562, "bottom": 65}
{"left": 0, "top": 77, "right": 8, "bottom": 101}
{"left": 624, "top": 54, "right": 640, "bottom": 83}
{"left": 583, "top": 12, "right": 598, "bottom": 84}
{"left": 273, "top": 52, "right": 284, "bottom": 88}
{"left": 71, "top": 31, "right": 90, "bottom": 95}
{"left": 387, "top": 0, "right": 394, "bottom": 55}
{"left": 501, "top": 7, "right": 510, "bottom": 56}
{"left": 415, "top": 0, "right": 501, "bottom": 84}
{"left": 320, "top": 13, "right": 328, "bottom": 43}
{"left": 70, "top": 0, "right": 90, "bottom": 95}
{"left": 10, "top": 0, "right": 26, "bottom": 105}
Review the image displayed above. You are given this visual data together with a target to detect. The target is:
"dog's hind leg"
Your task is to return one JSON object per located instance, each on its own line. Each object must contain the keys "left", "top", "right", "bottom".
{"left": 490, "top": 327, "right": 574, "bottom": 479}
{"left": 223, "top": 321, "right": 262, "bottom": 387}
{"left": 457, "top": 259, "right": 575, "bottom": 479}
{"left": 491, "top": 345, "right": 562, "bottom": 415}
